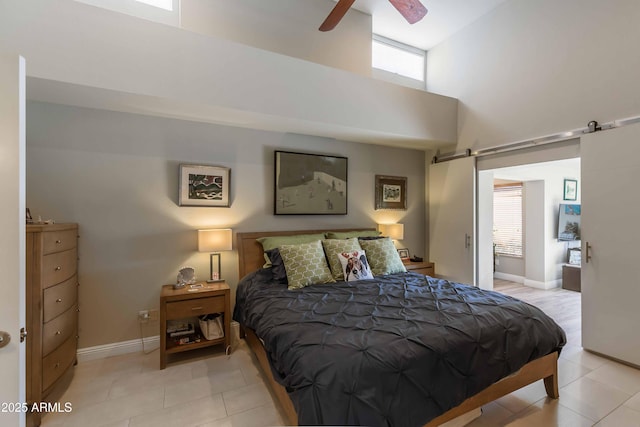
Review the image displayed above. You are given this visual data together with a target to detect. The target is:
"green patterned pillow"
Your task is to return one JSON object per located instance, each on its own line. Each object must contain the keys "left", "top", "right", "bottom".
{"left": 279, "top": 240, "right": 336, "bottom": 290}
{"left": 321, "top": 238, "right": 363, "bottom": 281}
{"left": 256, "top": 233, "right": 325, "bottom": 267}
{"left": 325, "top": 230, "right": 381, "bottom": 239}
{"left": 359, "top": 237, "right": 407, "bottom": 276}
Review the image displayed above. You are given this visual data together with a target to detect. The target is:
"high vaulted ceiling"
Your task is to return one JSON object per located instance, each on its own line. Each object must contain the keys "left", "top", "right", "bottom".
{"left": 345, "top": 0, "right": 509, "bottom": 50}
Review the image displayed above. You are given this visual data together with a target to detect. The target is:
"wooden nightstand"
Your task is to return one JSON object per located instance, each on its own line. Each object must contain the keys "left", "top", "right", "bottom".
{"left": 160, "top": 281, "right": 231, "bottom": 369}
{"left": 403, "top": 260, "right": 435, "bottom": 277}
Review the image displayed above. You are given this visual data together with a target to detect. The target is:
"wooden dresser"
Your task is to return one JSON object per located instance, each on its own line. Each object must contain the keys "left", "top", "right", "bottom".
{"left": 26, "top": 223, "right": 79, "bottom": 426}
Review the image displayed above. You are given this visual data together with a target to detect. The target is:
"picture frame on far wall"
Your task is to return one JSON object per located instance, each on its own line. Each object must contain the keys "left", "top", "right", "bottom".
{"left": 563, "top": 179, "right": 578, "bottom": 201}
{"left": 375, "top": 175, "right": 407, "bottom": 210}
{"left": 179, "top": 164, "right": 231, "bottom": 207}
{"left": 274, "top": 150, "right": 348, "bottom": 215}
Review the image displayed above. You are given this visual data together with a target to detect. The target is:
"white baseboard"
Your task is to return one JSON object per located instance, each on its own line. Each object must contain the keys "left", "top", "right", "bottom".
{"left": 524, "top": 279, "right": 561, "bottom": 290}
{"left": 494, "top": 272, "right": 524, "bottom": 284}
{"left": 77, "top": 336, "right": 159, "bottom": 363}
{"left": 495, "top": 273, "right": 561, "bottom": 290}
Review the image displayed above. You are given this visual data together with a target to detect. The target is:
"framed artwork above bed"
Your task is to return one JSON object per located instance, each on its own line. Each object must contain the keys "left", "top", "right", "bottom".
{"left": 375, "top": 175, "right": 407, "bottom": 210}
{"left": 274, "top": 151, "right": 348, "bottom": 215}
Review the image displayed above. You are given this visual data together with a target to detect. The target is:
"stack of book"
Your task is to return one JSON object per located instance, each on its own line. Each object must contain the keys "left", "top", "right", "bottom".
{"left": 167, "top": 320, "right": 201, "bottom": 345}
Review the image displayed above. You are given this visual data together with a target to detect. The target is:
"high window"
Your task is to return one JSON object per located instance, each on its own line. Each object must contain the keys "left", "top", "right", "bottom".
{"left": 372, "top": 35, "right": 425, "bottom": 86}
{"left": 493, "top": 183, "right": 523, "bottom": 257}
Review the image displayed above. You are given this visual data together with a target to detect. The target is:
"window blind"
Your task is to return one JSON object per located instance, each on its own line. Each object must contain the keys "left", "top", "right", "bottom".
{"left": 493, "top": 184, "right": 523, "bottom": 257}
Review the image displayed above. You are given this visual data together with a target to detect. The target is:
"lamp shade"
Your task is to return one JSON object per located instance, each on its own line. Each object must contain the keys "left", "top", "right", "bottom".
{"left": 198, "top": 229, "right": 232, "bottom": 252}
{"left": 377, "top": 223, "right": 404, "bottom": 240}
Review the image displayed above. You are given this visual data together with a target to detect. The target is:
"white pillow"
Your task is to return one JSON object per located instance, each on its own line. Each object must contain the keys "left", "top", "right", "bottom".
{"left": 338, "top": 250, "right": 374, "bottom": 281}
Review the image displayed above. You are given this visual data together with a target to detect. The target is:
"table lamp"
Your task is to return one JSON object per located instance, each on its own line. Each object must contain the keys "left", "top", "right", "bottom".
{"left": 377, "top": 223, "right": 404, "bottom": 241}
{"left": 198, "top": 228, "right": 232, "bottom": 282}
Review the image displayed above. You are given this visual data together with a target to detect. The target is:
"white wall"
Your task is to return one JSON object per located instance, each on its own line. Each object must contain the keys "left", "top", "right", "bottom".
{"left": 181, "top": 0, "right": 373, "bottom": 77}
{"left": 524, "top": 181, "right": 545, "bottom": 286}
{"left": 1, "top": 0, "right": 456, "bottom": 149}
{"left": 26, "top": 101, "right": 426, "bottom": 348}
{"left": 427, "top": 0, "right": 640, "bottom": 150}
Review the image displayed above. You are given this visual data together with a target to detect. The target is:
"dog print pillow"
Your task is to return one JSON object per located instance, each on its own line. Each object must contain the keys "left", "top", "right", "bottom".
{"left": 337, "top": 250, "right": 374, "bottom": 281}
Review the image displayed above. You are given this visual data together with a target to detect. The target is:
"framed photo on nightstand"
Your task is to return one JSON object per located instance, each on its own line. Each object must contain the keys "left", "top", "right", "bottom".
{"left": 397, "top": 248, "right": 410, "bottom": 260}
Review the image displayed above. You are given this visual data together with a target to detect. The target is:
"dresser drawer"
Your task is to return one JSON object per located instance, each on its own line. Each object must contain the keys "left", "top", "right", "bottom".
{"left": 42, "top": 248, "right": 77, "bottom": 288}
{"left": 42, "top": 334, "right": 77, "bottom": 391}
{"left": 42, "top": 304, "right": 77, "bottom": 357}
{"left": 43, "top": 229, "right": 77, "bottom": 255}
{"left": 166, "top": 296, "right": 225, "bottom": 320}
{"left": 43, "top": 275, "right": 78, "bottom": 322}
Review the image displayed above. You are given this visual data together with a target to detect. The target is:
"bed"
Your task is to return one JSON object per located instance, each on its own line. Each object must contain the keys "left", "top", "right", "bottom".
{"left": 233, "top": 229, "right": 566, "bottom": 426}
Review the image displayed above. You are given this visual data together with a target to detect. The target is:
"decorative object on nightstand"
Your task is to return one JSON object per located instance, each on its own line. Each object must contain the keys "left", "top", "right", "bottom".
{"left": 403, "top": 259, "right": 435, "bottom": 277}
{"left": 160, "top": 281, "right": 231, "bottom": 369}
{"left": 397, "top": 248, "right": 410, "bottom": 261}
{"left": 175, "top": 266, "right": 196, "bottom": 289}
{"left": 198, "top": 228, "right": 232, "bottom": 282}
{"left": 377, "top": 223, "right": 404, "bottom": 241}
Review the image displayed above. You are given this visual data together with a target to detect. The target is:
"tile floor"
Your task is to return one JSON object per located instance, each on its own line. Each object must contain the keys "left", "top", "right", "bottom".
{"left": 41, "top": 282, "right": 640, "bottom": 426}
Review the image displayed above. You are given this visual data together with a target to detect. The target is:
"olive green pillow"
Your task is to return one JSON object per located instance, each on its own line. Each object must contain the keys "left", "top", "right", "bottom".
{"left": 321, "top": 238, "right": 363, "bottom": 281}
{"left": 279, "top": 240, "right": 336, "bottom": 290}
{"left": 359, "top": 237, "right": 407, "bottom": 276}
{"left": 257, "top": 233, "right": 325, "bottom": 267}
{"left": 325, "top": 230, "right": 380, "bottom": 240}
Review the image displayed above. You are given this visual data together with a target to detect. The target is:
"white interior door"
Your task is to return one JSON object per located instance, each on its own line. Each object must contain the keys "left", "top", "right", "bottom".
{"left": 581, "top": 123, "right": 640, "bottom": 365}
{"left": 429, "top": 156, "right": 476, "bottom": 285}
{"left": 0, "top": 53, "right": 26, "bottom": 426}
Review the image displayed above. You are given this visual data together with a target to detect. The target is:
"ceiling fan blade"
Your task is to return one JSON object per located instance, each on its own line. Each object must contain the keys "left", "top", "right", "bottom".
{"left": 388, "top": 0, "right": 428, "bottom": 24}
{"left": 319, "top": 0, "right": 357, "bottom": 32}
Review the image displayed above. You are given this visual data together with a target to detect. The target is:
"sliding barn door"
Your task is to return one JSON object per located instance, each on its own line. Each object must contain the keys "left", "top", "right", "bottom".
{"left": 581, "top": 123, "right": 640, "bottom": 365}
{"left": 429, "top": 157, "right": 476, "bottom": 285}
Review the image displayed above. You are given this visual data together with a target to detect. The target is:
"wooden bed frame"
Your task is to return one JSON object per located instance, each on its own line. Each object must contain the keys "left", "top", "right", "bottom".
{"left": 236, "top": 229, "right": 560, "bottom": 426}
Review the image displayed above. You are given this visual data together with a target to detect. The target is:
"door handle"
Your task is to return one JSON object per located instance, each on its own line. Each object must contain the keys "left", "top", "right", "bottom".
{"left": 585, "top": 242, "right": 592, "bottom": 263}
{"left": 0, "top": 331, "right": 10, "bottom": 349}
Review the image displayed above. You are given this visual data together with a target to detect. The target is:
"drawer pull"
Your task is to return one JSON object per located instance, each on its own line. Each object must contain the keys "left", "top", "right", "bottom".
{"left": 55, "top": 331, "right": 62, "bottom": 335}
{"left": 55, "top": 239, "right": 62, "bottom": 244}
{"left": 191, "top": 306, "right": 204, "bottom": 311}
{"left": 56, "top": 298, "right": 63, "bottom": 303}
{"left": 54, "top": 363, "right": 60, "bottom": 369}
{"left": 55, "top": 266, "right": 62, "bottom": 271}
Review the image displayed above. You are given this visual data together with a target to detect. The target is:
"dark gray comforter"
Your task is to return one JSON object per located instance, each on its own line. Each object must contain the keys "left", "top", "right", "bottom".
{"left": 233, "top": 270, "right": 566, "bottom": 426}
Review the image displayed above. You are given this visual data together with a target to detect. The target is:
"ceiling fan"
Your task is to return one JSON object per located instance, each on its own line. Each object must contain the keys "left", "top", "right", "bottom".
{"left": 319, "top": 0, "right": 428, "bottom": 32}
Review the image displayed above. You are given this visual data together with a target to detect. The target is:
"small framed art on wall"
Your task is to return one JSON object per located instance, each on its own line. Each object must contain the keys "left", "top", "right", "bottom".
{"left": 179, "top": 164, "right": 230, "bottom": 207}
{"left": 375, "top": 175, "right": 407, "bottom": 210}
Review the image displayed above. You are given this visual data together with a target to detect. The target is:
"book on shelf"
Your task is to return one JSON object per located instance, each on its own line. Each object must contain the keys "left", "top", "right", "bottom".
{"left": 167, "top": 320, "right": 194, "bottom": 335}
{"left": 174, "top": 334, "right": 202, "bottom": 345}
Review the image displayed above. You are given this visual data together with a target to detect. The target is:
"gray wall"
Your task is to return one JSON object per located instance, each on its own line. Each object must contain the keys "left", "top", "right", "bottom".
{"left": 181, "top": 0, "right": 373, "bottom": 77}
{"left": 26, "top": 101, "right": 426, "bottom": 348}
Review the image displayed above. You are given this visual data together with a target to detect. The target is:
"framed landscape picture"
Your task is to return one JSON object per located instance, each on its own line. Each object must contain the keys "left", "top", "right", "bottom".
{"left": 375, "top": 175, "right": 407, "bottom": 210}
{"left": 179, "top": 164, "right": 230, "bottom": 207}
{"left": 274, "top": 151, "right": 348, "bottom": 215}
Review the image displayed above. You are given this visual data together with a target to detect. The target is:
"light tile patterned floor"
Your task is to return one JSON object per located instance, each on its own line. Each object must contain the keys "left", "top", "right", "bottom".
{"left": 42, "top": 281, "right": 640, "bottom": 426}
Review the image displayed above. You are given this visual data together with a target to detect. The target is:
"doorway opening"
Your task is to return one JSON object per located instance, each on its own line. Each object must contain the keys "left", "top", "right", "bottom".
{"left": 477, "top": 157, "right": 581, "bottom": 291}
